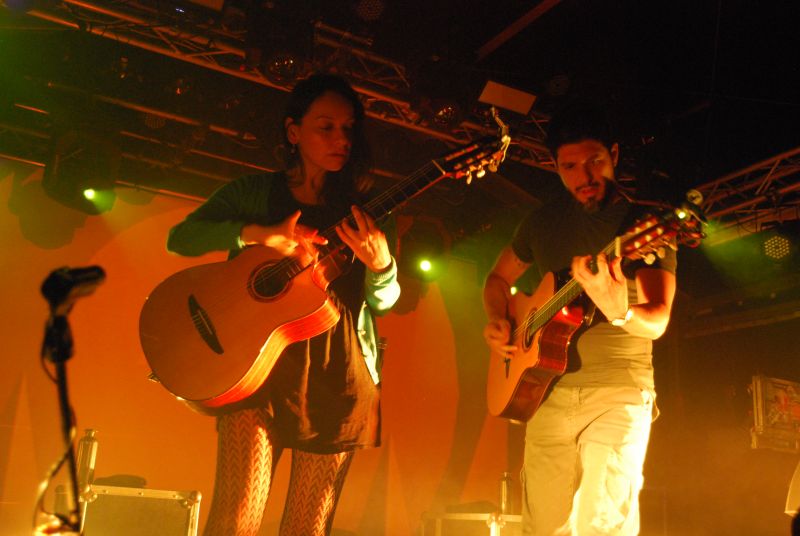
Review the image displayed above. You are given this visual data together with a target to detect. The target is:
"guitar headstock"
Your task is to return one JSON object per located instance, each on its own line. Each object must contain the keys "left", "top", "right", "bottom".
{"left": 435, "top": 108, "right": 512, "bottom": 184}
{"left": 617, "top": 201, "right": 707, "bottom": 264}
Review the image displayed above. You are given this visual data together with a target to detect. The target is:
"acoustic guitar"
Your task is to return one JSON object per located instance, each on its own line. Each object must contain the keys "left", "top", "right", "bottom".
{"left": 140, "top": 129, "right": 510, "bottom": 414}
{"left": 486, "top": 204, "right": 705, "bottom": 421}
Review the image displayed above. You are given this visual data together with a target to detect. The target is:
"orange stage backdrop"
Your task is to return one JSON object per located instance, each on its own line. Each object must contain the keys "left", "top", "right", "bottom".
{"left": 0, "top": 159, "right": 521, "bottom": 535}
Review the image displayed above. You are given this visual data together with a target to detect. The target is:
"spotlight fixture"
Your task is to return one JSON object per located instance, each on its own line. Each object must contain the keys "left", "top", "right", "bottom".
{"left": 43, "top": 129, "right": 119, "bottom": 214}
{"left": 761, "top": 223, "right": 799, "bottom": 262}
{"left": 262, "top": 52, "right": 302, "bottom": 84}
{"left": 397, "top": 218, "right": 450, "bottom": 282}
{"left": 431, "top": 99, "right": 462, "bottom": 127}
{"left": 763, "top": 234, "right": 791, "bottom": 261}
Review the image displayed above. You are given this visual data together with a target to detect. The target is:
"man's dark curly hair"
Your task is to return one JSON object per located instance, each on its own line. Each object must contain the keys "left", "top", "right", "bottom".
{"left": 545, "top": 101, "right": 616, "bottom": 160}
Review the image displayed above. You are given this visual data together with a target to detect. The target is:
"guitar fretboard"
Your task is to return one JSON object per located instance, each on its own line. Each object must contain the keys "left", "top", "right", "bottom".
{"left": 515, "top": 239, "right": 618, "bottom": 337}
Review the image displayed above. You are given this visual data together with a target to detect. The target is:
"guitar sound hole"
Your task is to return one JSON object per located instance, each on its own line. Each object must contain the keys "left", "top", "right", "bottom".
{"left": 249, "top": 263, "right": 290, "bottom": 301}
{"left": 523, "top": 324, "right": 535, "bottom": 350}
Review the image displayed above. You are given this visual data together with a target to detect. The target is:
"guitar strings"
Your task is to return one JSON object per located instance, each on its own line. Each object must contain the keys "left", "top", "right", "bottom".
{"left": 512, "top": 239, "right": 618, "bottom": 339}
{"left": 512, "top": 213, "right": 682, "bottom": 338}
{"left": 249, "top": 140, "right": 498, "bottom": 289}
{"left": 251, "top": 159, "right": 446, "bottom": 288}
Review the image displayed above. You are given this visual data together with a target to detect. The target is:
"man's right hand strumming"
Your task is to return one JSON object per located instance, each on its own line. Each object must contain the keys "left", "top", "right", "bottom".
{"left": 483, "top": 318, "right": 517, "bottom": 359}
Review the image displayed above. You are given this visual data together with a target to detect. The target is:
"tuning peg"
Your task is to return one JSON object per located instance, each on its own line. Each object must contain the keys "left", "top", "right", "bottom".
{"left": 657, "top": 247, "right": 666, "bottom": 259}
{"left": 465, "top": 170, "right": 473, "bottom": 184}
{"left": 489, "top": 162, "right": 498, "bottom": 172}
{"left": 476, "top": 168, "right": 486, "bottom": 179}
{"left": 643, "top": 252, "right": 656, "bottom": 265}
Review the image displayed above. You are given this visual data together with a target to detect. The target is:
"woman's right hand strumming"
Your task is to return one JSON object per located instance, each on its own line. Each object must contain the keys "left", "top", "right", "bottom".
{"left": 240, "top": 210, "right": 328, "bottom": 261}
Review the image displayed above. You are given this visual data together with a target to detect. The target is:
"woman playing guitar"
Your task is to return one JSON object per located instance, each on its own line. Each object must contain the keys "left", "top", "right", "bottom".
{"left": 167, "top": 73, "right": 400, "bottom": 536}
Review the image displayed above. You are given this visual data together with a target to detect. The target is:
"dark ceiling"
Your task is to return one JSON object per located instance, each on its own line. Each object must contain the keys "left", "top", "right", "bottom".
{"left": 1, "top": 0, "right": 799, "bottom": 304}
{"left": 322, "top": 0, "right": 800, "bottom": 177}
{"left": 2, "top": 1, "right": 798, "bottom": 191}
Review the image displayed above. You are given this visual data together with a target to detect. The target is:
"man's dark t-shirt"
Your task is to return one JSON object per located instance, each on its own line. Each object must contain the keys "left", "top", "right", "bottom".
{"left": 511, "top": 189, "right": 677, "bottom": 390}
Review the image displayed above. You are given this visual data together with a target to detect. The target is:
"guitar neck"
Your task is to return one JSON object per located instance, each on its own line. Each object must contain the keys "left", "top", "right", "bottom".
{"left": 515, "top": 204, "right": 702, "bottom": 338}
{"left": 315, "top": 159, "right": 447, "bottom": 258}
{"left": 263, "top": 133, "right": 509, "bottom": 281}
{"left": 273, "top": 159, "right": 448, "bottom": 277}
{"left": 522, "top": 239, "right": 618, "bottom": 335}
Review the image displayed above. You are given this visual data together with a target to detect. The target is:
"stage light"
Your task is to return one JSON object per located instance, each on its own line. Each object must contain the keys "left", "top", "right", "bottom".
{"left": 398, "top": 218, "right": 449, "bottom": 282}
{"left": 431, "top": 99, "right": 462, "bottom": 127}
{"left": 263, "top": 52, "right": 301, "bottom": 84}
{"left": 763, "top": 234, "right": 791, "bottom": 260}
{"left": 761, "top": 223, "right": 798, "bottom": 262}
{"left": 43, "top": 130, "right": 119, "bottom": 215}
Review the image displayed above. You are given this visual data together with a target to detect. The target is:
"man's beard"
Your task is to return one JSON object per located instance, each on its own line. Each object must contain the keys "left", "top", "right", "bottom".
{"left": 579, "top": 178, "right": 617, "bottom": 213}
{"left": 581, "top": 198, "right": 601, "bottom": 213}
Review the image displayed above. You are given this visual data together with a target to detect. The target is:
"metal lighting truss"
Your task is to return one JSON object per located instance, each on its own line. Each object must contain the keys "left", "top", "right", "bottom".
{"left": 19, "top": 0, "right": 554, "bottom": 171}
{"left": 5, "top": 0, "right": 798, "bottom": 228}
{"left": 695, "top": 146, "right": 800, "bottom": 244}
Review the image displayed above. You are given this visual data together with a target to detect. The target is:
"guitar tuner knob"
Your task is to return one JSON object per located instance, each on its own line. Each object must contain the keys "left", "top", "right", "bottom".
{"left": 643, "top": 252, "right": 657, "bottom": 265}
{"left": 488, "top": 162, "right": 498, "bottom": 172}
{"left": 476, "top": 169, "right": 486, "bottom": 179}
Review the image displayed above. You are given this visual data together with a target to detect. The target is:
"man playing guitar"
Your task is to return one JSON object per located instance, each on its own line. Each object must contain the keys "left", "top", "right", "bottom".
{"left": 482, "top": 103, "right": 676, "bottom": 535}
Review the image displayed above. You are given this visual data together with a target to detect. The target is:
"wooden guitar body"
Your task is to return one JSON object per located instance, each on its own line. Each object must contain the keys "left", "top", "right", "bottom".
{"left": 485, "top": 203, "right": 706, "bottom": 422}
{"left": 139, "top": 246, "right": 340, "bottom": 413}
{"left": 138, "top": 131, "right": 514, "bottom": 414}
{"left": 486, "top": 272, "right": 584, "bottom": 421}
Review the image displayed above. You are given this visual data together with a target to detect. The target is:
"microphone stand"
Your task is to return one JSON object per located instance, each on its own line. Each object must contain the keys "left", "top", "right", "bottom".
{"left": 38, "top": 266, "right": 106, "bottom": 533}
{"left": 41, "top": 314, "right": 82, "bottom": 532}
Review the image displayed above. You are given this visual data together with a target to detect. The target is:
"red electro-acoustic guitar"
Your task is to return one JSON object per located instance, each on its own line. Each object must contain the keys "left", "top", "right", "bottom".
{"left": 140, "top": 130, "right": 510, "bottom": 414}
{"left": 486, "top": 204, "right": 705, "bottom": 421}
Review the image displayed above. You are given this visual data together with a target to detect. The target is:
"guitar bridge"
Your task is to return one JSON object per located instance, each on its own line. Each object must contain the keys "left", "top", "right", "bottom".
{"left": 188, "top": 294, "right": 224, "bottom": 355}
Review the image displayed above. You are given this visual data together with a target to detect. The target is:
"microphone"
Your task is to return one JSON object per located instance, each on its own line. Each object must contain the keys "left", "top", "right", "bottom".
{"left": 41, "top": 266, "right": 106, "bottom": 315}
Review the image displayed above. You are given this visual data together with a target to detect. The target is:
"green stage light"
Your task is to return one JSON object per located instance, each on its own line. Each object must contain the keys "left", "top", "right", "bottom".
{"left": 43, "top": 129, "right": 119, "bottom": 215}
{"left": 398, "top": 219, "right": 449, "bottom": 282}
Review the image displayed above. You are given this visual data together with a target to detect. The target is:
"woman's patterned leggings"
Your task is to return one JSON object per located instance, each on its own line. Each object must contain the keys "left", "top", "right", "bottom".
{"left": 202, "top": 407, "right": 354, "bottom": 536}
